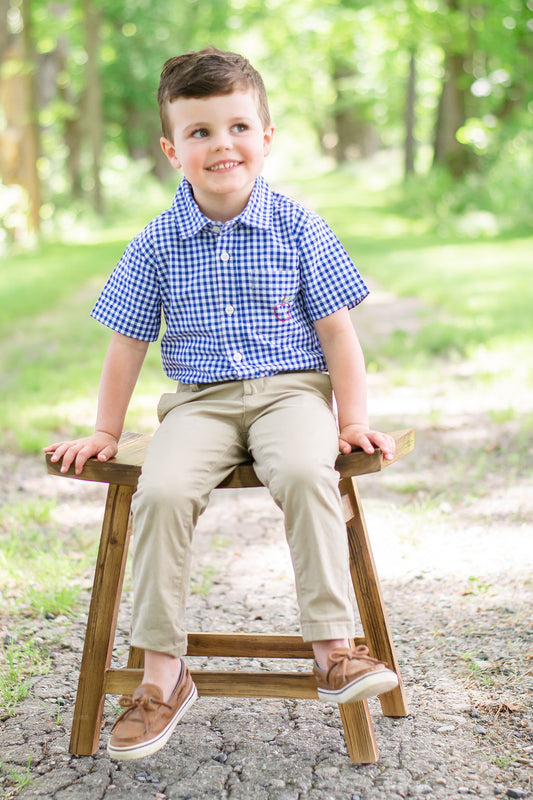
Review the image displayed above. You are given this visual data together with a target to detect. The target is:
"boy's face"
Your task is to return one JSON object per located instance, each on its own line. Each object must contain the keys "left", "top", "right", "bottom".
{"left": 160, "top": 90, "right": 274, "bottom": 222}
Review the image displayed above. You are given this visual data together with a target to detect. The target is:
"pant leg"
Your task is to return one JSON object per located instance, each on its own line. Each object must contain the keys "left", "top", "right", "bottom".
{"left": 246, "top": 372, "right": 356, "bottom": 643}
{"left": 130, "top": 382, "right": 249, "bottom": 657}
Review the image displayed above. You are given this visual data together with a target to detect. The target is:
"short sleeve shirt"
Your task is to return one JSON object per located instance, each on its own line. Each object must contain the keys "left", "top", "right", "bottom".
{"left": 91, "top": 176, "right": 369, "bottom": 383}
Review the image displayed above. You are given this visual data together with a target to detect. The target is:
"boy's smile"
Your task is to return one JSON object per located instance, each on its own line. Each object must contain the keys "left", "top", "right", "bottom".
{"left": 160, "top": 91, "right": 274, "bottom": 222}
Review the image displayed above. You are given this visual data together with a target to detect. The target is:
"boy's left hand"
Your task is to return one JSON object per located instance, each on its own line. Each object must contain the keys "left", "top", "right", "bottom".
{"left": 338, "top": 424, "right": 396, "bottom": 461}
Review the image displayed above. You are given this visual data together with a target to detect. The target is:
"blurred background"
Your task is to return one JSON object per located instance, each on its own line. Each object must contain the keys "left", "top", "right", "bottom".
{"left": 0, "top": 0, "right": 532, "bottom": 450}
{"left": 1, "top": 0, "right": 532, "bottom": 245}
{"left": 1, "top": 0, "right": 533, "bottom": 451}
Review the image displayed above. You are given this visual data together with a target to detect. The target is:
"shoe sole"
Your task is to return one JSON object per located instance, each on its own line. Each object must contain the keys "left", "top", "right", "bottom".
{"left": 106, "top": 683, "right": 198, "bottom": 761}
{"left": 317, "top": 669, "right": 398, "bottom": 704}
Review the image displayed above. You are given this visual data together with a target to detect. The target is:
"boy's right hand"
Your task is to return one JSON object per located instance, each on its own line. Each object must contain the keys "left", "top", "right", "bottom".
{"left": 43, "top": 431, "right": 119, "bottom": 476}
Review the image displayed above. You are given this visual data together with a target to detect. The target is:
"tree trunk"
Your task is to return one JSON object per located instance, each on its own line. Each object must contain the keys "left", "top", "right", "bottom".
{"left": 151, "top": 131, "right": 173, "bottom": 182}
{"left": 0, "top": 0, "right": 42, "bottom": 237}
{"left": 404, "top": 49, "right": 416, "bottom": 179}
{"left": 432, "top": 49, "right": 468, "bottom": 177}
{"left": 48, "top": 4, "right": 83, "bottom": 198}
{"left": 81, "top": 0, "right": 104, "bottom": 214}
{"left": 20, "top": 0, "right": 41, "bottom": 232}
{"left": 331, "top": 62, "right": 379, "bottom": 164}
{"left": 0, "top": 0, "right": 11, "bottom": 60}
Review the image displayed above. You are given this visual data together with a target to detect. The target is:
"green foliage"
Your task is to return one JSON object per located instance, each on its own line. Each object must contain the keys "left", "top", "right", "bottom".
{"left": 2, "top": 0, "right": 533, "bottom": 245}
{"left": 100, "top": 0, "right": 235, "bottom": 155}
{"left": 465, "top": 576, "right": 491, "bottom": 596}
{"left": 396, "top": 125, "right": 533, "bottom": 236}
{"left": 26, "top": 574, "right": 81, "bottom": 618}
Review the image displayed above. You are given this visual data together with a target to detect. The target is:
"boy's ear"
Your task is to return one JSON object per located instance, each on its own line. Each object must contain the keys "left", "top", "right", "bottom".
{"left": 263, "top": 125, "right": 275, "bottom": 156}
{"left": 160, "top": 137, "right": 181, "bottom": 170}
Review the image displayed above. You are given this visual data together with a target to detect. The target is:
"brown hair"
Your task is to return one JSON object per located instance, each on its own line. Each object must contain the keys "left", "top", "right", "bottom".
{"left": 158, "top": 47, "right": 271, "bottom": 141}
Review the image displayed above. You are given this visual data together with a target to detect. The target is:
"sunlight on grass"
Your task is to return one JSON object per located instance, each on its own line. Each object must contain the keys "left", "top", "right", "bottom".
{"left": 0, "top": 280, "right": 172, "bottom": 450}
{"left": 299, "top": 170, "right": 533, "bottom": 359}
{"left": 26, "top": 582, "right": 81, "bottom": 618}
{"left": 0, "top": 241, "right": 127, "bottom": 340}
{"left": 362, "top": 238, "right": 532, "bottom": 350}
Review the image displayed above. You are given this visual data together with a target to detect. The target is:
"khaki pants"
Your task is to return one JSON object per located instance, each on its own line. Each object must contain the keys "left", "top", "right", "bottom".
{"left": 130, "top": 371, "right": 356, "bottom": 657}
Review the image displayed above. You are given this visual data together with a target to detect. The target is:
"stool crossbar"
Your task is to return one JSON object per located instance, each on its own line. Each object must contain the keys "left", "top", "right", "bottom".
{"left": 45, "top": 428, "right": 414, "bottom": 763}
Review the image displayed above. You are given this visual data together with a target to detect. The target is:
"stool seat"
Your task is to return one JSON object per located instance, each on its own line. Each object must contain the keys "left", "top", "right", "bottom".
{"left": 45, "top": 428, "right": 414, "bottom": 763}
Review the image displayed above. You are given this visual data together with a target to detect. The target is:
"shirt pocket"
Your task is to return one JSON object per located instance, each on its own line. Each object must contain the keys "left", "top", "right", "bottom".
{"left": 247, "top": 255, "right": 300, "bottom": 328}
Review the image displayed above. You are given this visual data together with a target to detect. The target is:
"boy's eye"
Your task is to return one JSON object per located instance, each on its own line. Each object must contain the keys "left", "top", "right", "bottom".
{"left": 232, "top": 123, "right": 248, "bottom": 133}
{"left": 191, "top": 128, "right": 209, "bottom": 138}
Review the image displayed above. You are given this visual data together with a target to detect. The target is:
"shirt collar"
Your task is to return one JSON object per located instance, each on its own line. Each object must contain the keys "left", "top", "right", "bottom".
{"left": 237, "top": 175, "right": 273, "bottom": 230}
{"left": 172, "top": 179, "right": 210, "bottom": 238}
{"left": 171, "top": 175, "right": 274, "bottom": 238}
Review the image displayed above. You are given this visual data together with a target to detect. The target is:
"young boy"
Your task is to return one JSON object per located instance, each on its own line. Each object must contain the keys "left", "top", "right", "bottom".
{"left": 45, "top": 47, "right": 398, "bottom": 761}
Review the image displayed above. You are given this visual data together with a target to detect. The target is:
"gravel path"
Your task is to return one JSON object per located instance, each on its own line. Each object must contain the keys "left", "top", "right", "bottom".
{"left": 1, "top": 291, "right": 532, "bottom": 800}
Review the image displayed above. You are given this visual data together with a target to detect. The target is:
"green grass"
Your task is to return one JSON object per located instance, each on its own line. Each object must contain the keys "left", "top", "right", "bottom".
{"left": 361, "top": 237, "right": 532, "bottom": 354}
{"left": 0, "top": 240, "right": 126, "bottom": 339}
{"left": 0, "top": 638, "right": 50, "bottom": 715}
{"left": 0, "top": 499, "right": 97, "bottom": 619}
{"left": 0, "top": 756, "right": 33, "bottom": 796}
{"left": 0, "top": 500, "right": 99, "bottom": 720}
{"left": 190, "top": 564, "right": 219, "bottom": 595}
{"left": 0, "top": 242, "right": 174, "bottom": 452}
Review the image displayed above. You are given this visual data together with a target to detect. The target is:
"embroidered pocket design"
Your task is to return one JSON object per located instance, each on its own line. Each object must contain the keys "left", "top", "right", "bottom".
{"left": 274, "top": 294, "right": 296, "bottom": 321}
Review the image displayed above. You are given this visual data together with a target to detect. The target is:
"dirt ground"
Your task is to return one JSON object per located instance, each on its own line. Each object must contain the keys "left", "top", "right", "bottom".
{"left": 0, "top": 288, "right": 532, "bottom": 799}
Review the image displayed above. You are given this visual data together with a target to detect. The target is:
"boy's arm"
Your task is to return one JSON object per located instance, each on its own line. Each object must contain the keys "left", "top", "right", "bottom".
{"left": 314, "top": 307, "right": 395, "bottom": 460}
{"left": 43, "top": 331, "right": 149, "bottom": 474}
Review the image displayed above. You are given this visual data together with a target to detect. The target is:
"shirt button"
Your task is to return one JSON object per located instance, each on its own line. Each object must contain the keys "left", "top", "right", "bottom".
{"left": 220, "top": 251, "right": 230, "bottom": 262}
{"left": 233, "top": 351, "right": 243, "bottom": 362}
{"left": 225, "top": 305, "right": 235, "bottom": 316}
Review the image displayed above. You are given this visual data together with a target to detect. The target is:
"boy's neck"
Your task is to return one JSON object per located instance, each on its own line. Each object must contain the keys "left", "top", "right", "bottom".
{"left": 190, "top": 179, "right": 258, "bottom": 224}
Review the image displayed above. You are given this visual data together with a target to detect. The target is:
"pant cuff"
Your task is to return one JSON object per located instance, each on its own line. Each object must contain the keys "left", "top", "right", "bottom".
{"left": 300, "top": 619, "right": 356, "bottom": 643}
{"left": 130, "top": 634, "right": 188, "bottom": 659}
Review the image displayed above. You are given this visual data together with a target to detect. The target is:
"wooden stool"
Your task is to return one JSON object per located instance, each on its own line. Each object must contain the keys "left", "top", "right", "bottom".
{"left": 45, "top": 428, "right": 414, "bottom": 763}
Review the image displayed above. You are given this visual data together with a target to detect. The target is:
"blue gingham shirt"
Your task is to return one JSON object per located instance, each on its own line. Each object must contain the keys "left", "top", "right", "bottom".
{"left": 91, "top": 176, "right": 369, "bottom": 383}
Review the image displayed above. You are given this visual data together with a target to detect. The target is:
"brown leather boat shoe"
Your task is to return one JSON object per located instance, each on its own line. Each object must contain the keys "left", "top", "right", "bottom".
{"left": 313, "top": 645, "right": 398, "bottom": 703}
{"left": 107, "top": 660, "right": 197, "bottom": 760}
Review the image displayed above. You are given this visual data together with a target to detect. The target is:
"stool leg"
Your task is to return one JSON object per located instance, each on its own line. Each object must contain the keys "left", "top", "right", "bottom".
{"left": 340, "top": 700, "right": 379, "bottom": 763}
{"left": 127, "top": 645, "right": 145, "bottom": 669}
{"left": 70, "top": 483, "right": 135, "bottom": 755}
{"left": 340, "top": 477, "right": 409, "bottom": 718}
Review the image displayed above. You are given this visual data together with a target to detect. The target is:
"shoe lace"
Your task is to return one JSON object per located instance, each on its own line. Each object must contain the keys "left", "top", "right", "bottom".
{"left": 328, "top": 645, "right": 386, "bottom": 681}
{"left": 111, "top": 692, "right": 172, "bottom": 734}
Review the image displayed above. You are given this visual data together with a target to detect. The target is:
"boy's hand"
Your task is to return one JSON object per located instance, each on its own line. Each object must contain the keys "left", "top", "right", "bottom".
{"left": 43, "top": 431, "right": 119, "bottom": 476}
{"left": 338, "top": 424, "right": 396, "bottom": 461}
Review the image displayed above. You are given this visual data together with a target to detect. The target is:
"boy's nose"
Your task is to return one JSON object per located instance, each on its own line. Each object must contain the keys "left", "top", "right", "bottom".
{"left": 212, "top": 132, "right": 231, "bottom": 151}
